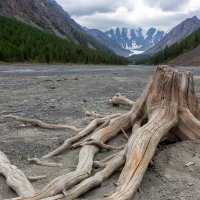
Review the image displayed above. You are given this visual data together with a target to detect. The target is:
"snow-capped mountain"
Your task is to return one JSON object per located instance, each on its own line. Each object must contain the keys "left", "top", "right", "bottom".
{"left": 105, "top": 27, "right": 165, "bottom": 54}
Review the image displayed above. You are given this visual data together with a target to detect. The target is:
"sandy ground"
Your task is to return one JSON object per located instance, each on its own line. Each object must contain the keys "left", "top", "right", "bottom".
{"left": 0, "top": 64, "right": 200, "bottom": 200}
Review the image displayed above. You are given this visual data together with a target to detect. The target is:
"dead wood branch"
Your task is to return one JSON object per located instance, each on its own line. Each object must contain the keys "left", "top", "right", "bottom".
{"left": 7, "top": 66, "right": 200, "bottom": 200}
{"left": 42, "top": 113, "right": 121, "bottom": 158}
{"left": 0, "top": 151, "right": 35, "bottom": 197}
{"left": 80, "top": 139, "right": 124, "bottom": 150}
{"left": 3, "top": 114, "right": 79, "bottom": 131}
{"left": 109, "top": 93, "right": 134, "bottom": 107}
{"left": 28, "top": 158, "right": 63, "bottom": 167}
{"left": 121, "top": 128, "right": 129, "bottom": 139}
{"left": 28, "top": 175, "right": 47, "bottom": 181}
{"left": 85, "top": 111, "right": 104, "bottom": 118}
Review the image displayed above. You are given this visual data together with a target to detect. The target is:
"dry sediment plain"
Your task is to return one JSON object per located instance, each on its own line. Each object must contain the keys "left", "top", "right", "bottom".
{"left": 0, "top": 64, "right": 200, "bottom": 199}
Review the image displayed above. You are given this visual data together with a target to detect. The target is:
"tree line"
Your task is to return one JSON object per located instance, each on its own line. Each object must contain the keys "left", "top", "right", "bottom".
{"left": 0, "top": 16, "right": 128, "bottom": 65}
{"left": 139, "top": 28, "right": 200, "bottom": 65}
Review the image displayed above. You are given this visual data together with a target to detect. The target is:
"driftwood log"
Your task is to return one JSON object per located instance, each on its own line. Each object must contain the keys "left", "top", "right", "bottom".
{"left": 2, "top": 66, "right": 200, "bottom": 200}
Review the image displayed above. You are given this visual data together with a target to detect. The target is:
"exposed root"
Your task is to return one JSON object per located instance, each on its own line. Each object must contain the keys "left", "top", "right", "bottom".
{"left": 96, "top": 117, "right": 111, "bottom": 131}
{"left": 93, "top": 161, "right": 106, "bottom": 168}
{"left": 53, "top": 149, "right": 126, "bottom": 200}
{"left": 4, "top": 66, "right": 200, "bottom": 200}
{"left": 3, "top": 114, "right": 80, "bottom": 131}
{"left": 121, "top": 128, "right": 129, "bottom": 139}
{"left": 101, "top": 153, "right": 118, "bottom": 163}
{"left": 42, "top": 113, "right": 121, "bottom": 158}
{"left": 0, "top": 151, "right": 35, "bottom": 197}
{"left": 42, "top": 194, "right": 64, "bottom": 200}
{"left": 28, "top": 175, "right": 47, "bottom": 181}
{"left": 80, "top": 139, "right": 124, "bottom": 151}
{"left": 85, "top": 111, "right": 104, "bottom": 118}
{"left": 15, "top": 111, "right": 131, "bottom": 199}
{"left": 109, "top": 93, "right": 134, "bottom": 107}
{"left": 28, "top": 158, "right": 63, "bottom": 167}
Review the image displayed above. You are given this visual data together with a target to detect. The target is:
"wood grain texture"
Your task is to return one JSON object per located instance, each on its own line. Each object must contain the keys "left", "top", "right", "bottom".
{"left": 0, "top": 151, "right": 35, "bottom": 197}
{"left": 6, "top": 66, "right": 200, "bottom": 200}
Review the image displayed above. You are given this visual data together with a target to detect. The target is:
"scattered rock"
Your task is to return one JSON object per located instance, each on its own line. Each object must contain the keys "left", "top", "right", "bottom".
{"left": 19, "top": 124, "right": 26, "bottom": 128}
{"left": 184, "top": 162, "right": 194, "bottom": 167}
{"left": 50, "top": 86, "right": 56, "bottom": 89}
{"left": 188, "top": 182, "right": 193, "bottom": 186}
{"left": 49, "top": 105, "right": 56, "bottom": 108}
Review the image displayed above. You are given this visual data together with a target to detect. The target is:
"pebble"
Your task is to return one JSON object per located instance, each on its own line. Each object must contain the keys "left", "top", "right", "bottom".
{"left": 187, "top": 182, "right": 193, "bottom": 186}
{"left": 19, "top": 124, "right": 26, "bottom": 127}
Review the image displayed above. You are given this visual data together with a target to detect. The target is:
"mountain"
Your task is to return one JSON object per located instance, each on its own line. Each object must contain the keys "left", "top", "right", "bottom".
{"left": 141, "top": 27, "right": 200, "bottom": 65}
{"left": 86, "top": 29, "right": 131, "bottom": 57}
{"left": 145, "top": 16, "right": 200, "bottom": 55}
{"left": 0, "top": 16, "right": 128, "bottom": 65}
{"left": 105, "top": 27, "right": 165, "bottom": 54}
{"left": 0, "top": 0, "right": 110, "bottom": 52}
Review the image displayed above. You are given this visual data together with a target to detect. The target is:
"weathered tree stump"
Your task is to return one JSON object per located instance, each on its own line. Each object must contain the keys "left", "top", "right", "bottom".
{"left": 3, "top": 66, "right": 200, "bottom": 200}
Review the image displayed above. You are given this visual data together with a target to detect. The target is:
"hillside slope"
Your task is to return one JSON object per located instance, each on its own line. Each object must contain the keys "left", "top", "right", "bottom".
{"left": 0, "top": 16, "right": 127, "bottom": 65}
{"left": 171, "top": 45, "right": 200, "bottom": 66}
{"left": 145, "top": 16, "right": 200, "bottom": 55}
{"left": 0, "top": 0, "right": 110, "bottom": 52}
{"left": 86, "top": 29, "right": 131, "bottom": 57}
{"left": 143, "top": 28, "right": 200, "bottom": 65}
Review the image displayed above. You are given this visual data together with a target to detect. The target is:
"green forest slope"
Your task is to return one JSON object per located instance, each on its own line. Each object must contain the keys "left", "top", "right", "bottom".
{"left": 141, "top": 28, "right": 200, "bottom": 65}
{"left": 0, "top": 16, "right": 128, "bottom": 65}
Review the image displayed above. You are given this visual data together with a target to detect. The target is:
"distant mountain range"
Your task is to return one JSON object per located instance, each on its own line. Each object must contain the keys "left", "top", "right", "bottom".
{"left": 105, "top": 28, "right": 165, "bottom": 53}
{"left": 145, "top": 16, "right": 200, "bottom": 55}
{"left": 86, "top": 27, "right": 166, "bottom": 57}
{"left": 0, "top": 0, "right": 200, "bottom": 60}
{"left": 86, "top": 28, "right": 131, "bottom": 57}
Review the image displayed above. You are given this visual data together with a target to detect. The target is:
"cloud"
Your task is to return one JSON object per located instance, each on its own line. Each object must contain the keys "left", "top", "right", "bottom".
{"left": 144, "top": 0, "right": 190, "bottom": 11}
{"left": 56, "top": 0, "right": 200, "bottom": 31}
{"left": 56, "top": 0, "right": 123, "bottom": 16}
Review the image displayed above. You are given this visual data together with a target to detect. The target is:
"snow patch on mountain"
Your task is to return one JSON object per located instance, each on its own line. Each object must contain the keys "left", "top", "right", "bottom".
{"left": 105, "top": 27, "right": 165, "bottom": 54}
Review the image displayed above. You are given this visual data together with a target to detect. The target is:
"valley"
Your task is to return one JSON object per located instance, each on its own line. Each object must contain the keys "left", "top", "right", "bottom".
{"left": 0, "top": 64, "right": 200, "bottom": 199}
{"left": 0, "top": 1, "right": 200, "bottom": 199}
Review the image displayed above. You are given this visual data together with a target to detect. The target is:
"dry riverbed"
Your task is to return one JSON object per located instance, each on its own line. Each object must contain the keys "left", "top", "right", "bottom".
{"left": 0, "top": 64, "right": 200, "bottom": 199}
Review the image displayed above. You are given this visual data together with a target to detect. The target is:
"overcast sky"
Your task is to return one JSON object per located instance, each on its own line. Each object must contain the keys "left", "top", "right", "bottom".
{"left": 56, "top": 0, "right": 200, "bottom": 32}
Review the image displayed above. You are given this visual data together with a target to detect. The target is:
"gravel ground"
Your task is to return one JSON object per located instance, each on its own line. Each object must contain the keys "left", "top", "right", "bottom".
{"left": 0, "top": 64, "right": 199, "bottom": 199}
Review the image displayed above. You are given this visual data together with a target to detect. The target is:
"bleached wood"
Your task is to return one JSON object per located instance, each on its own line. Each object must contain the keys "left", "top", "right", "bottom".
{"left": 85, "top": 111, "right": 104, "bottom": 118}
{"left": 3, "top": 114, "right": 79, "bottom": 131}
{"left": 109, "top": 93, "right": 134, "bottom": 107}
{"left": 0, "top": 151, "right": 35, "bottom": 197}
{"left": 79, "top": 139, "right": 124, "bottom": 150}
{"left": 8, "top": 66, "right": 200, "bottom": 200}
{"left": 64, "top": 150, "right": 126, "bottom": 200}
{"left": 121, "top": 128, "right": 129, "bottom": 139}
{"left": 42, "top": 113, "right": 121, "bottom": 158}
{"left": 28, "top": 158, "right": 63, "bottom": 167}
{"left": 28, "top": 175, "right": 47, "bottom": 181}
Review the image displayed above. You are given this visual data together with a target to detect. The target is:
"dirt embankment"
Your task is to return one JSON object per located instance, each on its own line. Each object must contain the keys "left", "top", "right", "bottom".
{"left": 171, "top": 45, "right": 200, "bottom": 67}
{"left": 0, "top": 64, "right": 199, "bottom": 199}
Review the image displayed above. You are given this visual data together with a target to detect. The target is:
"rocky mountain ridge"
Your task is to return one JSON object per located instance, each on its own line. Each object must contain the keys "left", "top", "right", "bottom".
{"left": 145, "top": 16, "right": 200, "bottom": 55}
{"left": 105, "top": 27, "right": 165, "bottom": 53}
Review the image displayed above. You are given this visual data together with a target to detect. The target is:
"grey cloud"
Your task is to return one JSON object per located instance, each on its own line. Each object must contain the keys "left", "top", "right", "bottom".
{"left": 56, "top": 0, "right": 122, "bottom": 16}
{"left": 56, "top": 0, "right": 200, "bottom": 31}
{"left": 144, "top": 0, "right": 190, "bottom": 11}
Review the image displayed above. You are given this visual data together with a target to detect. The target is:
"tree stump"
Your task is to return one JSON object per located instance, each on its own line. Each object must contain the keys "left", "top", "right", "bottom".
{"left": 4, "top": 66, "right": 200, "bottom": 200}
